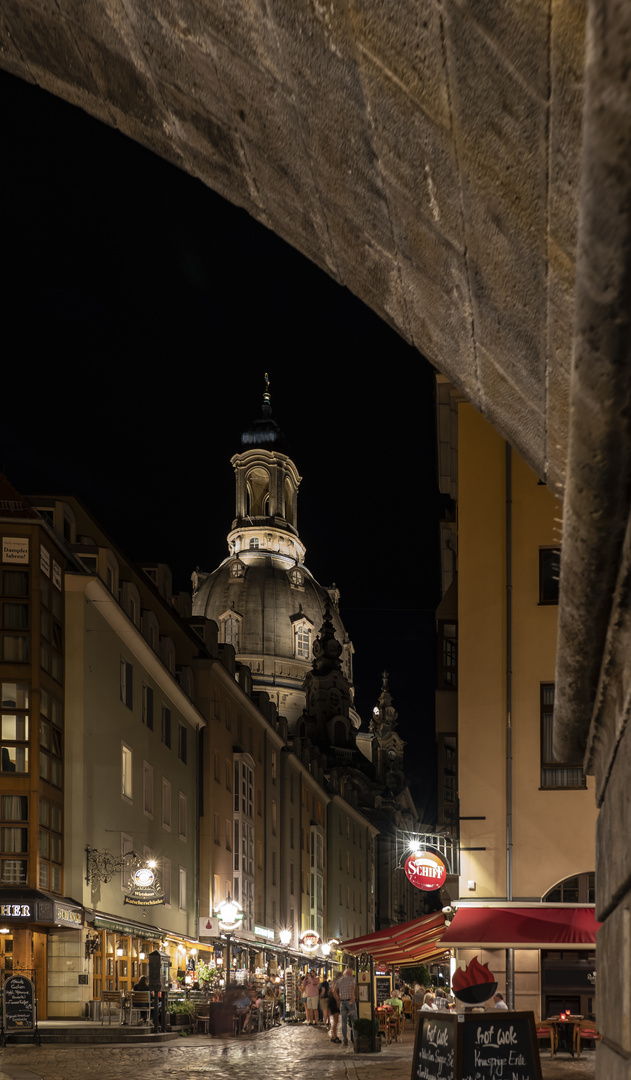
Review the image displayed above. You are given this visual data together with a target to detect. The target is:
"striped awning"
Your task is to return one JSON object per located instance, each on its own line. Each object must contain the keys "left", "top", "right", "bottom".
{"left": 341, "top": 911, "right": 448, "bottom": 964}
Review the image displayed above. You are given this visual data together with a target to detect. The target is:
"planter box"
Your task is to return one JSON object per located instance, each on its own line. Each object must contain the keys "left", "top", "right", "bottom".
{"left": 354, "top": 1036, "right": 380, "bottom": 1053}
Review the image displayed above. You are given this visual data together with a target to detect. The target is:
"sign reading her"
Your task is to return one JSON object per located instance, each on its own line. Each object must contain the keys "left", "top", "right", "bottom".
{"left": 404, "top": 851, "right": 447, "bottom": 891}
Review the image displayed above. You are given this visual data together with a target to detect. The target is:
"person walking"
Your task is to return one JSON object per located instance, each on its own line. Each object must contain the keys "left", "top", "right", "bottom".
{"left": 319, "top": 975, "right": 330, "bottom": 1028}
{"left": 303, "top": 969, "right": 320, "bottom": 1026}
{"left": 333, "top": 967, "right": 357, "bottom": 1047}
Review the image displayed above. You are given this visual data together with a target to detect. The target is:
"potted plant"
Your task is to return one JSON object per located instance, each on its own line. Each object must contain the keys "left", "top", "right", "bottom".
{"left": 352, "top": 1016, "right": 380, "bottom": 1053}
{"left": 169, "top": 999, "right": 196, "bottom": 1027}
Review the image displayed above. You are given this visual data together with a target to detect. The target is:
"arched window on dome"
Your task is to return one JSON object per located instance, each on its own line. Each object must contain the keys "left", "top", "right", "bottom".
{"left": 220, "top": 610, "right": 243, "bottom": 652}
{"left": 246, "top": 467, "right": 270, "bottom": 517}
{"left": 295, "top": 623, "right": 311, "bottom": 660}
{"left": 249, "top": 537, "right": 260, "bottom": 550}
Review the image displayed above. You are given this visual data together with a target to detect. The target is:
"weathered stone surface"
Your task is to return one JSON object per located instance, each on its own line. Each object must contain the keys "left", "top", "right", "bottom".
{"left": 0, "top": 0, "right": 589, "bottom": 489}
{"left": 596, "top": 708, "right": 631, "bottom": 919}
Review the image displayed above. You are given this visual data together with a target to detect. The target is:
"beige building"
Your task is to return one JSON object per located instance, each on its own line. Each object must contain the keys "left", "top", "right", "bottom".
{"left": 436, "top": 390, "right": 598, "bottom": 1017}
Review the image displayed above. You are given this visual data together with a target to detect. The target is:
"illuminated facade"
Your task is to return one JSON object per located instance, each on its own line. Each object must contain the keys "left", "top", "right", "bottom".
{"left": 436, "top": 386, "right": 598, "bottom": 1016}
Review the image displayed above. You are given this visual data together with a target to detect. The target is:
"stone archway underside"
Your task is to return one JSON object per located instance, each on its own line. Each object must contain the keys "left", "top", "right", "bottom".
{"left": 1, "top": 0, "right": 588, "bottom": 489}
{"left": 7, "top": 5, "right": 631, "bottom": 1074}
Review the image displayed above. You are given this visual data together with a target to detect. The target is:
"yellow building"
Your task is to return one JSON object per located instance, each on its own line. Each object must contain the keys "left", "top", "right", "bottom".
{"left": 437, "top": 391, "right": 598, "bottom": 1017}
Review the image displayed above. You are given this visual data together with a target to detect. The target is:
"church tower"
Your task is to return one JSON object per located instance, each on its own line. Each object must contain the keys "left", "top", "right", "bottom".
{"left": 192, "top": 377, "right": 358, "bottom": 732}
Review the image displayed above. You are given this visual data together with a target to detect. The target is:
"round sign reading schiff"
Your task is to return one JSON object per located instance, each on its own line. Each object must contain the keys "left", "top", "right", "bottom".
{"left": 404, "top": 851, "right": 447, "bottom": 891}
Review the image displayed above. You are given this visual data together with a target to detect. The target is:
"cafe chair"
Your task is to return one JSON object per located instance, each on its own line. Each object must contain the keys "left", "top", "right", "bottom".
{"left": 129, "top": 990, "right": 151, "bottom": 1025}
{"left": 534, "top": 1016, "right": 557, "bottom": 1057}
{"left": 101, "top": 990, "right": 124, "bottom": 1025}
{"left": 574, "top": 1019, "right": 602, "bottom": 1058}
{"left": 195, "top": 1004, "right": 211, "bottom": 1035}
{"left": 377, "top": 1009, "right": 391, "bottom": 1045}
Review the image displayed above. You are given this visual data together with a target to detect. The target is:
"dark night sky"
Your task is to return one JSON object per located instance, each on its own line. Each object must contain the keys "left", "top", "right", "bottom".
{"left": 2, "top": 69, "right": 442, "bottom": 816}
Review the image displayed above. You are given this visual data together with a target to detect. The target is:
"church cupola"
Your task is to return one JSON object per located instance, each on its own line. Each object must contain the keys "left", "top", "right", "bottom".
{"left": 228, "top": 374, "right": 305, "bottom": 561}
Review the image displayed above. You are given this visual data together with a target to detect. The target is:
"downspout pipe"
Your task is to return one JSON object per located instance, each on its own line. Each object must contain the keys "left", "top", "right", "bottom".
{"left": 505, "top": 444, "right": 514, "bottom": 1009}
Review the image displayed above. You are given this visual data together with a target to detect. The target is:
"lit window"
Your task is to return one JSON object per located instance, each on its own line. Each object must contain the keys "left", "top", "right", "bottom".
{"left": 249, "top": 538, "right": 259, "bottom": 550}
{"left": 122, "top": 744, "right": 133, "bottom": 801}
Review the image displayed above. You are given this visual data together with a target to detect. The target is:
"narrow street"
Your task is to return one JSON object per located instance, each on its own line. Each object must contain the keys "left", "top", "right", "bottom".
{"left": 0, "top": 1020, "right": 596, "bottom": 1080}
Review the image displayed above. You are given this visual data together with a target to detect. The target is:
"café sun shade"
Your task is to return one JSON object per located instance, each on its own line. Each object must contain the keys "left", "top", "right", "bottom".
{"left": 441, "top": 905, "right": 600, "bottom": 949}
{"left": 341, "top": 911, "right": 448, "bottom": 964}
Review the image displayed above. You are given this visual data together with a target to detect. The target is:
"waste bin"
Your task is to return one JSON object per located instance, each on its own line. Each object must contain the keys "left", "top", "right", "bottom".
{"left": 89, "top": 1000, "right": 102, "bottom": 1022}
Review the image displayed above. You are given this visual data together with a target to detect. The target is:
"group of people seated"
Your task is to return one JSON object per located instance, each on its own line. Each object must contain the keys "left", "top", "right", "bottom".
{"left": 230, "top": 981, "right": 283, "bottom": 1032}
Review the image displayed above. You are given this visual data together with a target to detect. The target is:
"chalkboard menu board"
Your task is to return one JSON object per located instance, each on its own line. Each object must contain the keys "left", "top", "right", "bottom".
{"left": 375, "top": 975, "right": 392, "bottom": 1006}
{"left": 412, "top": 1012, "right": 543, "bottom": 1080}
{"left": 416, "top": 1016, "right": 455, "bottom": 1078}
{"left": 4, "top": 975, "right": 35, "bottom": 1032}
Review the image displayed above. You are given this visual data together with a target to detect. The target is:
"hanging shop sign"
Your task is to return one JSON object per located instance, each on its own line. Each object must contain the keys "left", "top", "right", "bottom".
{"left": 299, "top": 930, "right": 321, "bottom": 952}
{"left": 198, "top": 916, "right": 219, "bottom": 938}
{"left": 404, "top": 851, "right": 447, "bottom": 891}
{"left": 254, "top": 925, "right": 275, "bottom": 941}
{"left": 124, "top": 866, "right": 164, "bottom": 907}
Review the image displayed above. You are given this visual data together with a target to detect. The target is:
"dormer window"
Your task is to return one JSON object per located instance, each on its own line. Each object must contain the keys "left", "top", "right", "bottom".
{"left": 220, "top": 608, "right": 243, "bottom": 652}
{"left": 295, "top": 624, "right": 311, "bottom": 659}
{"left": 288, "top": 567, "right": 304, "bottom": 588}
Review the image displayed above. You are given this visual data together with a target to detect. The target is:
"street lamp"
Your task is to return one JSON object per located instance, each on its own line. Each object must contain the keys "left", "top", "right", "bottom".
{"left": 279, "top": 929, "right": 292, "bottom": 1021}
{"left": 215, "top": 895, "right": 243, "bottom": 990}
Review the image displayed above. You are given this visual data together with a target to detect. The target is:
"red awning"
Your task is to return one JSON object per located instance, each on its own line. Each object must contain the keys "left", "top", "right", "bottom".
{"left": 441, "top": 905, "right": 600, "bottom": 949}
{"left": 341, "top": 911, "right": 448, "bottom": 964}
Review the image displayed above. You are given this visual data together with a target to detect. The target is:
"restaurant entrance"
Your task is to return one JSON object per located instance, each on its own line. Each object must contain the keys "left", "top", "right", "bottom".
{"left": 541, "top": 950, "right": 595, "bottom": 1020}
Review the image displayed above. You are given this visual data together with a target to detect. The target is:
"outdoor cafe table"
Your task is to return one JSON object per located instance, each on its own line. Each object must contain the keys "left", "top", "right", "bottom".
{"left": 546, "top": 1014, "right": 583, "bottom": 1056}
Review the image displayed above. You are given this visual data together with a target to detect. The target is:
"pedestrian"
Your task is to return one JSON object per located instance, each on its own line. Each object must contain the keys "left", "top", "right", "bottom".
{"left": 319, "top": 974, "right": 330, "bottom": 1028}
{"left": 303, "top": 969, "right": 320, "bottom": 1025}
{"left": 329, "top": 980, "right": 341, "bottom": 1043}
{"left": 332, "top": 967, "right": 357, "bottom": 1047}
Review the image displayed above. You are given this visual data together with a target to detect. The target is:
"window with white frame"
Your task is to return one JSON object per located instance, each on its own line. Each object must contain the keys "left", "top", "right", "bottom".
{"left": 179, "top": 866, "right": 187, "bottom": 911}
{"left": 220, "top": 609, "right": 242, "bottom": 651}
{"left": 178, "top": 791, "right": 187, "bottom": 840}
{"left": 143, "top": 761, "right": 153, "bottom": 817}
{"left": 142, "top": 685, "right": 154, "bottom": 730}
{"left": 121, "top": 744, "right": 133, "bottom": 801}
{"left": 293, "top": 621, "right": 312, "bottom": 660}
{"left": 120, "top": 659, "right": 133, "bottom": 709}
{"left": 162, "top": 777, "right": 171, "bottom": 830}
{"left": 233, "top": 752, "right": 255, "bottom": 931}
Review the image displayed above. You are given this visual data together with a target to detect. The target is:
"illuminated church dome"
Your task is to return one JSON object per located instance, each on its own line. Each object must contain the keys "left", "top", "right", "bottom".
{"left": 192, "top": 378, "right": 357, "bottom": 731}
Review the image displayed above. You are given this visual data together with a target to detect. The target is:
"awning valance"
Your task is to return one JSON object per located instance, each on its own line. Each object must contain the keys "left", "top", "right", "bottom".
{"left": 441, "top": 905, "right": 600, "bottom": 949}
{"left": 341, "top": 911, "right": 448, "bottom": 965}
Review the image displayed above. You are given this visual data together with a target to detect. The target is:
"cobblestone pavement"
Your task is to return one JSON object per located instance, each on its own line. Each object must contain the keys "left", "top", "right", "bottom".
{"left": 0, "top": 1022, "right": 597, "bottom": 1080}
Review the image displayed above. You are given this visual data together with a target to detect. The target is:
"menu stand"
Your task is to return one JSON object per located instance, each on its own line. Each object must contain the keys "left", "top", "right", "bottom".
{"left": 1, "top": 972, "right": 41, "bottom": 1047}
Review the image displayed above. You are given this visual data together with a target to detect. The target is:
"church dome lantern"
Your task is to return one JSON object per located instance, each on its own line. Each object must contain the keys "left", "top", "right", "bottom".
{"left": 192, "top": 376, "right": 355, "bottom": 731}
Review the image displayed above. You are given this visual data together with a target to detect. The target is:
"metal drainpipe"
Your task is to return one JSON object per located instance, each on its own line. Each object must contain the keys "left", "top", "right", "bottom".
{"left": 505, "top": 443, "right": 514, "bottom": 1009}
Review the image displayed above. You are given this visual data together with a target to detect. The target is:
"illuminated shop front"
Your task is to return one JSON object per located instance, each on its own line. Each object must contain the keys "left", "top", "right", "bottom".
{"left": 0, "top": 889, "right": 84, "bottom": 1018}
